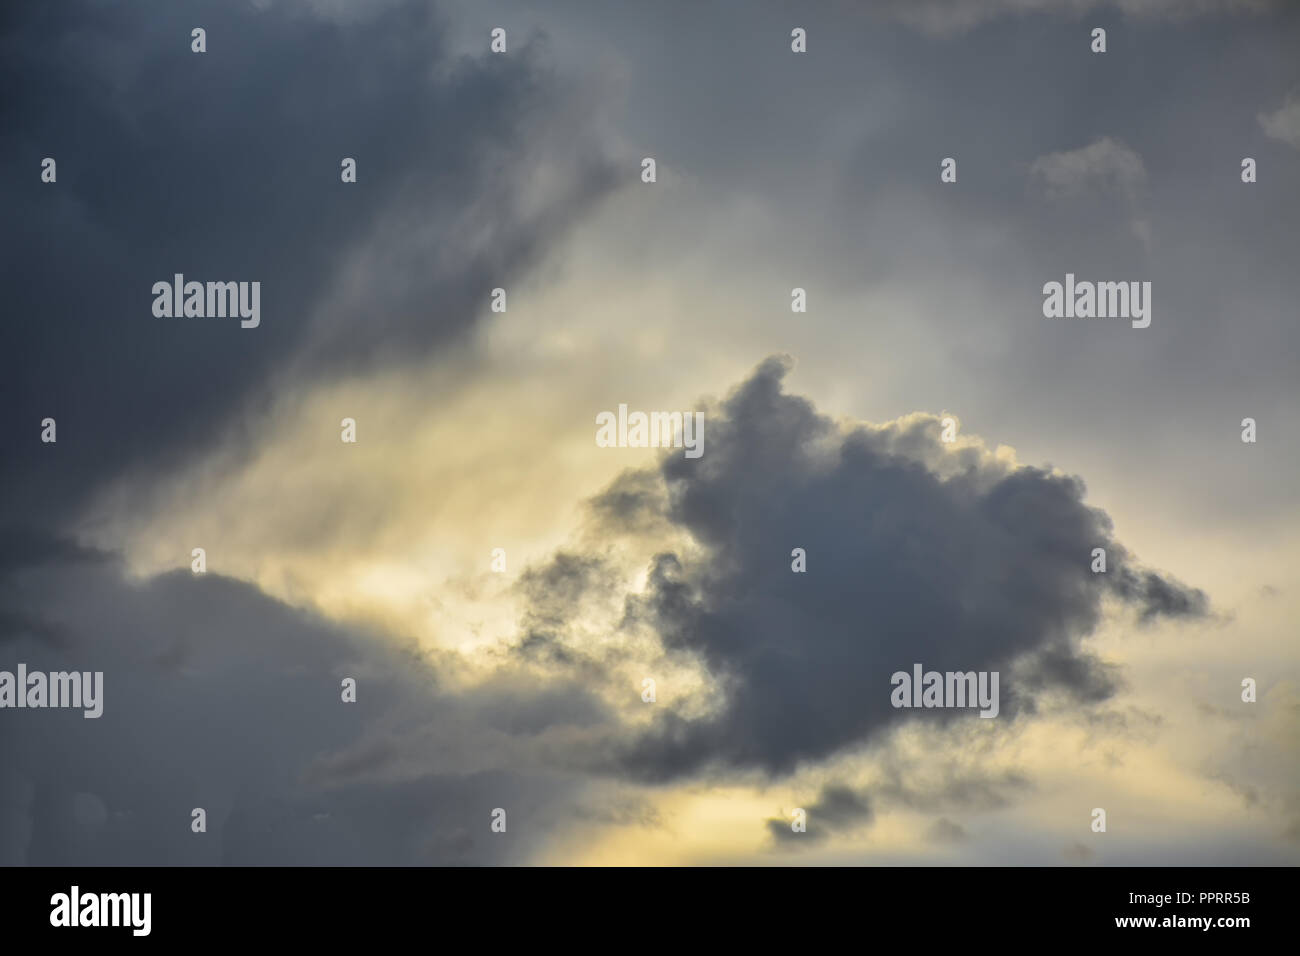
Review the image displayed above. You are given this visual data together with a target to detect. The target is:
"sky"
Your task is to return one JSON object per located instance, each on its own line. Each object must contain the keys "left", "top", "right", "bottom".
{"left": 1, "top": 0, "right": 1297, "bottom": 865}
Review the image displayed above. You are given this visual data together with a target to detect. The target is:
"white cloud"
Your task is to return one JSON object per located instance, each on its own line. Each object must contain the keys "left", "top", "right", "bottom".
{"left": 1028, "top": 136, "right": 1148, "bottom": 201}
{"left": 1259, "top": 94, "right": 1300, "bottom": 150}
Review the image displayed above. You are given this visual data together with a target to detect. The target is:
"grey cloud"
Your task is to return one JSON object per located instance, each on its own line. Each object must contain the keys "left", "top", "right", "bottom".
{"left": 0, "top": 0, "right": 618, "bottom": 528}
{"left": 588, "top": 469, "right": 670, "bottom": 533}
{"left": 0, "top": 537, "right": 610, "bottom": 864}
{"left": 766, "top": 783, "right": 874, "bottom": 845}
{"left": 0, "top": 530, "right": 110, "bottom": 647}
{"left": 523, "top": 358, "right": 1209, "bottom": 781}
{"left": 1112, "top": 567, "right": 1210, "bottom": 622}
{"left": 1016, "top": 648, "right": 1123, "bottom": 706}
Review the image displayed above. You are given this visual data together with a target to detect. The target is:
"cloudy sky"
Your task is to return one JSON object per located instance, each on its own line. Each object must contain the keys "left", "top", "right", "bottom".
{"left": 2, "top": 0, "right": 1297, "bottom": 865}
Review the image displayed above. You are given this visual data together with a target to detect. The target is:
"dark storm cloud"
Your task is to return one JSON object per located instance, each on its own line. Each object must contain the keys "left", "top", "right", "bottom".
{"left": 522, "top": 358, "right": 1209, "bottom": 781}
{"left": 518, "top": 552, "right": 616, "bottom": 629}
{"left": 512, "top": 552, "right": 619, "bottom": 676}
{"left": 0, "top": 0, "right": 618, "bottom": 527}
{"left": 0, "top": 528, "right": 109, "bottom": 577}
{"left": 0, "top": 540, "right": 612, "bottom": 864}
{"left": 588, "top": 469, "right": 669, "bottom": 532}
{"left": 1015, "top": 647, "right": 1122, "bottom": 706}
{"left": 0, "top": 530, "right": 109, "bottom": 647}
{"left": 764, "top": 761, "right": 1031, "bottom": 849}
{"left": 766, "top": 783, "right": 873, "bottom": 845}
{"left": 1113, "top": 568, "right": 1211, "bottom": 622}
